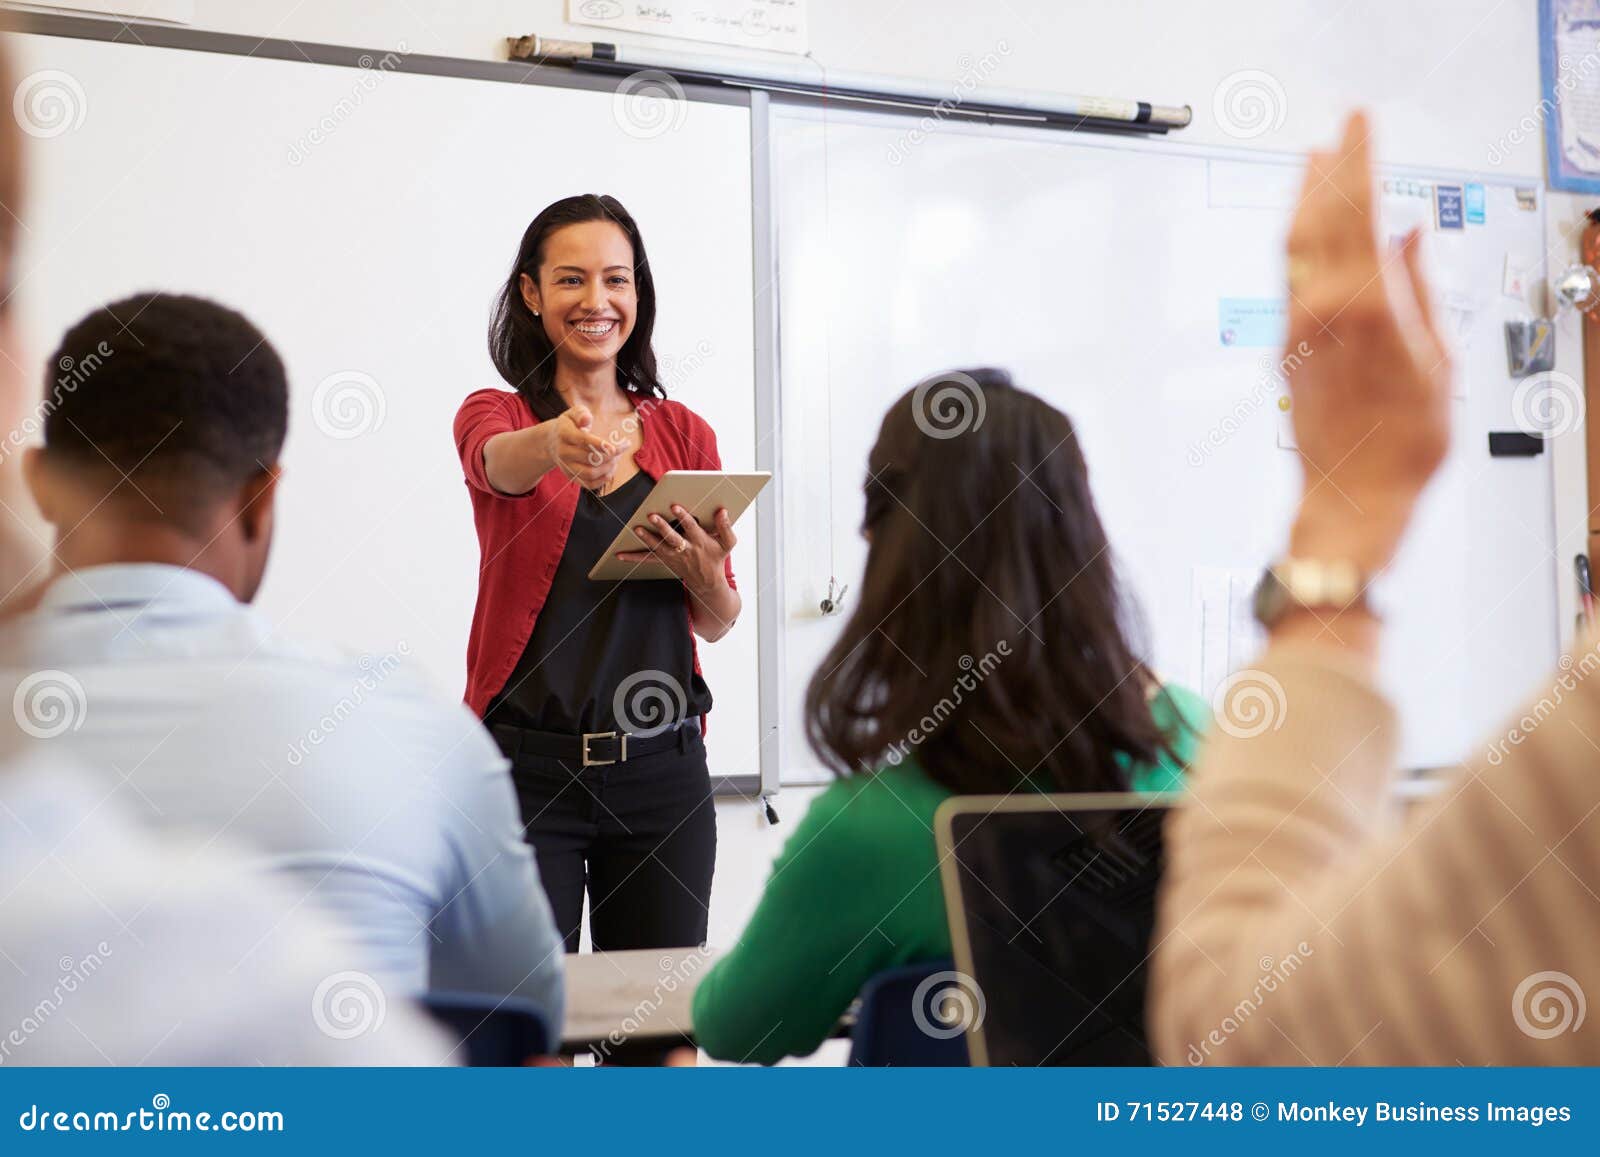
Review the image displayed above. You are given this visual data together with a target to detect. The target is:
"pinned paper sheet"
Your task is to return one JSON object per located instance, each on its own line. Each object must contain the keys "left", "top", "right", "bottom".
{"left": 1440, "top": 291, "right": 1477, "bottom": 398}
{"left": 1503, "top": 253, "right": 1531, "bottom": 302}
{"left": 1190, "top": 567, "right": 1268, "bottom": 704}
{"left": 1276, "top": 395, "right": 1297, "bottom": 450}
{"left": 1434, "top": 185, "right": 1465, "bottom": 231}
{"left": 1383, "top": 181, "right": 1433, "bottom": 240}
{"left": 566, "top": 0, "right": 810, "bottom": 54}
{"left": 1218, "top": 297, "right": 1286, "bottom": 347}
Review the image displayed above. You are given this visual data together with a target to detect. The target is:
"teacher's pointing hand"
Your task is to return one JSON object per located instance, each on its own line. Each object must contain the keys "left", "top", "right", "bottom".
{"left": 547, "top": 403, "right": 621, "bottom": 491}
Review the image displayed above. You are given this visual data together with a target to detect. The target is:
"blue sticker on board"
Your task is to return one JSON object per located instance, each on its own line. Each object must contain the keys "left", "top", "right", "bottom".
{"left": 1217, "top": 297, "right": 1286, "bottom": 347}
{"left": 1464, "top": 181, "right": 1486, "bottom": 224}
{"left": 1435, "top": 184, "right": 1465, "bottom": 230}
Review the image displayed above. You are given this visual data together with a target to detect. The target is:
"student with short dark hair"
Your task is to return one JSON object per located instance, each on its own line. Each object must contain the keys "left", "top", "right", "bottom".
{"left": 7, "top": 292, "right": 564, "bottom": 1031}
{"left": 35, "top": 290, "right": 290, "bottom": 556}
{"left": 691, "top": 369, "right": 1207, "bottom": 1064}
{"left": 0, "top": 40, "right": 450, "bottom": 1066}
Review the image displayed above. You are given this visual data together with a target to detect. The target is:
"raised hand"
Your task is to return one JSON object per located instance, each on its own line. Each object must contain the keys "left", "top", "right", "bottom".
{"left": 1284, "top": 111, "right": 1453, "bottom": 571}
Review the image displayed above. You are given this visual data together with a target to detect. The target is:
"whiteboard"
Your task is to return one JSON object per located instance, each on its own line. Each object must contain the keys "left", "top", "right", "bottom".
{"left": 772, "top": 103, "right": 1558, "bottom": 775}
{"left": 10, "top": 32, "right": 764, "bottom": 777}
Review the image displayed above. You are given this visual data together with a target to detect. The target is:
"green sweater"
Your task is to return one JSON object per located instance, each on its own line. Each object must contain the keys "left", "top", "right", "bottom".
{"left": 691, "top": 684, "right": 1209, "bottom": 1064}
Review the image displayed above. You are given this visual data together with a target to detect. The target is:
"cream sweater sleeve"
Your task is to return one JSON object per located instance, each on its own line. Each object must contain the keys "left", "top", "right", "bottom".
{"left": 1152, "top": 640, "right": 1600, "bottom": 1064}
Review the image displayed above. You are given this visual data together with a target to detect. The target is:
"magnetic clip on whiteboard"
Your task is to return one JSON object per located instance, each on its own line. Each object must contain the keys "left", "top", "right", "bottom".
{"left": 1504, "top": 318, "right": 1555, "bottom": 378}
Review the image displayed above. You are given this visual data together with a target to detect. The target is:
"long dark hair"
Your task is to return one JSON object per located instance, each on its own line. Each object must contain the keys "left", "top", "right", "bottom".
{"left": 804, "top": 368, "right": 1184, "bottom": 795}
{"left": 488, "top": 194, "right": 663, "bottom": 421}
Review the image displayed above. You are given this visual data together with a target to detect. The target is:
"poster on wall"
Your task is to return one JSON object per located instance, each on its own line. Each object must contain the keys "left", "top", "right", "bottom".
{"left": 565, "top": 0, "right": 808, "bottom": 56}
{"left": 1541, "top": 0, "right": 1600, "bottom": 192}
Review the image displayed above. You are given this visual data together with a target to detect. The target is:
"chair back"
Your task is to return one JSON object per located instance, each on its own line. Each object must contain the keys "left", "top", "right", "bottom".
{"left": 420, "top": 991, "right": 552, "bottom": 1066}
{"left": 934, "top": 792, "right": 1180, "bottom": 1066}
{"left": 848, "top": 958, "right": 971, "bottom": 1066}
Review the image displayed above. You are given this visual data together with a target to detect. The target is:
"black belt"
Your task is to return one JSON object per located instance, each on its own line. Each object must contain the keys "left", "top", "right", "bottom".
{"left": 491, "top": 720, "right": 698, "bottom": 768}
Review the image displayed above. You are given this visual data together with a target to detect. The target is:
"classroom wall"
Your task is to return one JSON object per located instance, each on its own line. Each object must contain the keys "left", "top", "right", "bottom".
{"left": 11, "top": 0, "right": 1591, "bottom": 1064}
{"left": 36, "top": 0, "right": 1549, "bottom": 174}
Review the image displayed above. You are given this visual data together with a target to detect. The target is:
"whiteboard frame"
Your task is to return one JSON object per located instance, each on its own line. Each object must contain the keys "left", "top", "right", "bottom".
{"left": 749, "top": 90, "right": 785, "bottom": 804}
{"left": 0, "top": 8, "right": 784, "bottom": 797}
{"left": 0, "top": 9, "right": 754, "bottom": 107}
{"left": 765, "top": 97, "right": 1577, "bottom": 781}
{"left": 2, "top": 11, "right": 1584, "bottom": 791}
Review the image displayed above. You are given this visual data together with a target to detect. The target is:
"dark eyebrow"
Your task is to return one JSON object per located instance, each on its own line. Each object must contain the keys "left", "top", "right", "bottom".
{"left": 550, "top": 265, "right": 633, "bottom": 274}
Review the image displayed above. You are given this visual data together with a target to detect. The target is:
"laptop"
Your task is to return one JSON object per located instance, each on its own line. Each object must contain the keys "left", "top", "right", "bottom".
{"left": 934, "top": 792, "right": 1181, "bottom": 1066}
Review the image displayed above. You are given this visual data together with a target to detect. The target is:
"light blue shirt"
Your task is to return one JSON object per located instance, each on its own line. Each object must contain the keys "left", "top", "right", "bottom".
{"left": 3, "top": 564, "right": 564, "bottom": 1033}
{"left": 0, "top": 751, "right": 457, "bottom": 1065}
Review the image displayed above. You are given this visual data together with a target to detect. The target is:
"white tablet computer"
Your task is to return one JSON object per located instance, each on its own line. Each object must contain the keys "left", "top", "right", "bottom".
{"left": 588, "top": 470, "right": 771, "bottom": 581}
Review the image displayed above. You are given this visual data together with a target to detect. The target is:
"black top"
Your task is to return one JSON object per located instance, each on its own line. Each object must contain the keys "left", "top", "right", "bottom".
{"left": 484, "top": 469, "right": 712, "bottom": 735}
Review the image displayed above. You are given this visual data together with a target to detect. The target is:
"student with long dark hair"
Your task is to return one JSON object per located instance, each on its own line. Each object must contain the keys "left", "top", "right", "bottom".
{"left": 453, "top": 194, "right": 740, "bottom": 957}
{"left": 691, "top": 368, "right": 1207, "bottom": 1064}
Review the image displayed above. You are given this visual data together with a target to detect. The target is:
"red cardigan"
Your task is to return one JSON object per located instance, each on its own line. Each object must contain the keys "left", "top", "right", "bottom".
{"left": 452, "top": 387, "right": 736, "bottom": 720}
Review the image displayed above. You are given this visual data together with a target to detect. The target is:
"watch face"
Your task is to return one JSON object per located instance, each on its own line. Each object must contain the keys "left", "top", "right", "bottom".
{"left": 1252, "top": 561, "right": 1370, "bottom": 627}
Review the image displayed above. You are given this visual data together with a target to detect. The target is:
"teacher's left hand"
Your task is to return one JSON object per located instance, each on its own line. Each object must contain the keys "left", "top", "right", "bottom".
{"left": 617, "top": 505, "right": 736, "bottom": 594}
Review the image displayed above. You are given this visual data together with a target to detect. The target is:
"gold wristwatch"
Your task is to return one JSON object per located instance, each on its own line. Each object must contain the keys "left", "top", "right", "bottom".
{"left": 1252, "top": 559, "right": 1372, "bottom": 628}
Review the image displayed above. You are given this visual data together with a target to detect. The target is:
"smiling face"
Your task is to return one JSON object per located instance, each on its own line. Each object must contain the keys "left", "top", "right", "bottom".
{"left": 521, "top": 219, "right": 638, "bottom": 373}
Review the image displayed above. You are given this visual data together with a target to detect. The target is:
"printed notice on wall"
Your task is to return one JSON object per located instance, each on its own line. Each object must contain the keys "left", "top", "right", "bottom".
{"left": 1541, "top": 0, "right": 1600, "bottom": 193}
{"left": 566, "top": 0, "right": 809, "bottom": 55}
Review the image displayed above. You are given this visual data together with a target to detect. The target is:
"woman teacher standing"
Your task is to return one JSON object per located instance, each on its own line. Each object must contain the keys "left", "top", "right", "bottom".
{"left": 453, "top": 194, "right": 740, "bottom": 956}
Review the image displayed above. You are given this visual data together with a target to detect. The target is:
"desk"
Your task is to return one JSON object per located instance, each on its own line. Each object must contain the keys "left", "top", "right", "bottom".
{"left": 561, "top": 947, "right": 713, "bottom": 1051}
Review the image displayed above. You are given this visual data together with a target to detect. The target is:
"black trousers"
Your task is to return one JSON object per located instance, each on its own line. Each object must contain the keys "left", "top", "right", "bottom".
{"left": 494, "top": 723, "right": 717, "bottom": 954}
